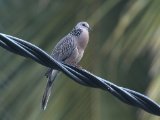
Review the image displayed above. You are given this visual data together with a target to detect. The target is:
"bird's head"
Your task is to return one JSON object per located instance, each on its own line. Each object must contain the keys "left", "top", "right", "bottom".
{"left": 75, "top": 22, "right": 91, "bottom": 31}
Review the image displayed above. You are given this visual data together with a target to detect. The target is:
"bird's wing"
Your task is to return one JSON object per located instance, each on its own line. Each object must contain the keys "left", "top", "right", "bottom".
{"left": 45, "top": 35, "right": 76, "bottom": 77}
{"left": 51, "top": 35, "right": 76, "bottom": 62}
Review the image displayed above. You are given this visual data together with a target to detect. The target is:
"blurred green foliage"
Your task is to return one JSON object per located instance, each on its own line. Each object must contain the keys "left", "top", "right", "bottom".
{"left": 0, "top": 0, "right": 160, "bottom": 120}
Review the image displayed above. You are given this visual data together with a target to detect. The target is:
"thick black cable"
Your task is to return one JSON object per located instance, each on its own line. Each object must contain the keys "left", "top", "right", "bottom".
{"left": 0, "top": 33, "right": 160, "bottom": 116}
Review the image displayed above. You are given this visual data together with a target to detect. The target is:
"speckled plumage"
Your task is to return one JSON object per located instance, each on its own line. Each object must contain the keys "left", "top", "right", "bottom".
{"left": 41, "top": 22, "right": 90, "bottom": 110}
{"left": 51, "top": 35, "right": 75, "bottom": 61}
{"left": 70, "top": 28, "right": 82, "bottom": 36}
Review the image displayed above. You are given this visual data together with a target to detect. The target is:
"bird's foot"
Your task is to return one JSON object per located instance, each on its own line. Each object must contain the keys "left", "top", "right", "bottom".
{"left": 74, "top": 64, "right": 82, "bottom": 69}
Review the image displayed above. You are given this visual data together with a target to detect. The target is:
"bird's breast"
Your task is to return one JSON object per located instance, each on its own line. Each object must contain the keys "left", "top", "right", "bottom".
{"left": 77, "top": 29, "right": 89, "bottom": 50}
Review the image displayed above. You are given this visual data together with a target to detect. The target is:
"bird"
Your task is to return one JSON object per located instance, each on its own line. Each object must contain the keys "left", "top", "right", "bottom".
{"left": 41, "top": 21, "right": 91, "bottom": 110}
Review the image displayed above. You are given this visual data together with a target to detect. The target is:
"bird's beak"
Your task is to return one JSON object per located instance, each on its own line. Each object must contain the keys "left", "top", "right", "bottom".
{"left": 88, "top": 27, "right": 92, "bottom": 31}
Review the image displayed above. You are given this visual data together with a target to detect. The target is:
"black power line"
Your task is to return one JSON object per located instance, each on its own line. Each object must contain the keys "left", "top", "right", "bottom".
{"left": 0, "top": 33, "right": 160, "bottom": 116}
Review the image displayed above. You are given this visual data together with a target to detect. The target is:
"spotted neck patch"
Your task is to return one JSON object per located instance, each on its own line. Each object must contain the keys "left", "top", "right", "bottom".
{"left": 70, "top": 28, "right": 82, "bottom": 37}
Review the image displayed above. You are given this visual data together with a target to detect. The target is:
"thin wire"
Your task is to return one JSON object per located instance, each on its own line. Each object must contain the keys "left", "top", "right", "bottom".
{"left": 0, "top": 33, "right": 160, "bottom": 116}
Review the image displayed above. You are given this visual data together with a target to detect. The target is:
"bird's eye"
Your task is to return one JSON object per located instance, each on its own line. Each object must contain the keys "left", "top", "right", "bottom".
{"left": 82, "top": 23, "right": 86, "bottom": 27}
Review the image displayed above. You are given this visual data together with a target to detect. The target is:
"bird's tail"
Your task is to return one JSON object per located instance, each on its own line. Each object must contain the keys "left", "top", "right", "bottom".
{"left": 41, "top": 70, "right": 59, "bottom": 110}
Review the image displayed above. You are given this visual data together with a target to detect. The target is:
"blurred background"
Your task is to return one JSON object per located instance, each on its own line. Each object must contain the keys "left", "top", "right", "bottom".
{"left": 0, "top": 0, "right": 160, "bottom": 120}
